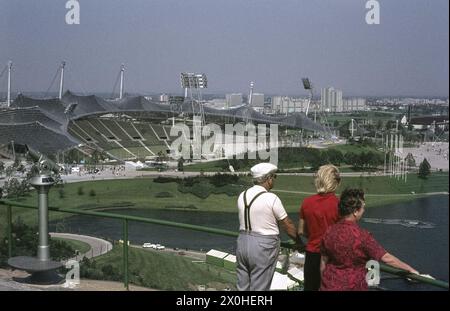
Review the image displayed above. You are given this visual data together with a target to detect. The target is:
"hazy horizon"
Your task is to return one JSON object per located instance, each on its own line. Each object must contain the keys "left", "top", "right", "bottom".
{"left": 1, "top": 0, "right": 449, "bottom": 97}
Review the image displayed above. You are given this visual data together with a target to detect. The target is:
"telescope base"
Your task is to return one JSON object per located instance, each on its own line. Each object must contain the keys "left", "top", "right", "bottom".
{"left": 8, "top": 256, "right": 64, "bottom": 285}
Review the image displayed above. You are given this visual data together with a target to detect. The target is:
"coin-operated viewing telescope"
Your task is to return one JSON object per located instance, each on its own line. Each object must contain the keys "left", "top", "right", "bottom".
{"left": 8, "top": 145, "right": 63, "bottom": 284}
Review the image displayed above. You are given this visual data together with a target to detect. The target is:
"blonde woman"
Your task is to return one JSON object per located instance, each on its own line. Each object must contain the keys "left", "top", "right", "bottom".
{"left": 298, "top": 164, "right": 341, "bottom": 291}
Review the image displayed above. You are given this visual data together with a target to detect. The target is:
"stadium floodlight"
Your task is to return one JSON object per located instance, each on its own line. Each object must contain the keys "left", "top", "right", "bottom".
{"left": 302, "top": 78, "right": 312, "bottom": 90}
{"left": 180, "top": 73, "right": 208, "bottom": 89}
{"left": 302, "top": 77, "right": 314, "bottom": 117}
{"left": 181, "top": 72, "right": 208, "bottom": 128}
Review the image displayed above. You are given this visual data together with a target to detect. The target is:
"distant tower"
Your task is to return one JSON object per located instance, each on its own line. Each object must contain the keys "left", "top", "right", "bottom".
{"left": 58, "top": 61, "right": 66, "bottom": 100}
{"left": 248, "top": 81, "right": 254, "bottom": 106}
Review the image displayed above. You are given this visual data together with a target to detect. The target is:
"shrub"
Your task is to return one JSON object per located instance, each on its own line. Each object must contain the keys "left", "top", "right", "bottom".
{"left": 418, "top": 158, "right": 431, "bottom": 179}
{"left": 77, "top": 186, "right": 84, "bottom": 195}
{"left": 154, "top": 191, "right": 174, "bottom": 198}
{"left": 89, "top": 189, "right": 96, "bottom": 197}
{"left": 58, "top": 188, "right": 65, "bottom": 199}
{"left": 153, "top": 176, "right": 178, "bottom": 183}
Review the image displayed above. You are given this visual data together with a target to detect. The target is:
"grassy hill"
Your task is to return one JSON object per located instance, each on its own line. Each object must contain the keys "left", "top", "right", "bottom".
{"left": 83, "top": 244, "right": 236, "bottom": 290}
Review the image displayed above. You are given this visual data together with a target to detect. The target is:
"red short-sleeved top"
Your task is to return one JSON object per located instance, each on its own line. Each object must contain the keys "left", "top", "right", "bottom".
{"left": 320, "top": 220, "right": 387, "bottom": 291}
{"left": 299, "top": 193, "right": 339, "bottom": 253}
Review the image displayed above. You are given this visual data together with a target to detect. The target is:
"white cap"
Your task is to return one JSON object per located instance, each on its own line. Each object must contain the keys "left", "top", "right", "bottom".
{"left": 250, "top": 163, "right": 278, "bottom": 179}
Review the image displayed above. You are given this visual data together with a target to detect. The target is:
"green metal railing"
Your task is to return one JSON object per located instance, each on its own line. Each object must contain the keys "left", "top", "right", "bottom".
{"left": 1, "top": 199, "right": 448, "bottom": 290}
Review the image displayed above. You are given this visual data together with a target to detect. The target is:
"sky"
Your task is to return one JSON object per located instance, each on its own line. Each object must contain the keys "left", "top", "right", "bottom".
{"left": 1, "top": 0, "right": 449, "bottom": 97}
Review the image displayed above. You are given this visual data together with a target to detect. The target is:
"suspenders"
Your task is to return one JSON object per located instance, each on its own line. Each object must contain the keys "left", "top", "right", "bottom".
{"left": 243, "top": 190, "right": 266, "bottom": 232}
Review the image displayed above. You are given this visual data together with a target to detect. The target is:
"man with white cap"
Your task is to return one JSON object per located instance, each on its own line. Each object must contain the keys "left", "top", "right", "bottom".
{"left": 236, "top": 162, "right": 298, "bottom": 291}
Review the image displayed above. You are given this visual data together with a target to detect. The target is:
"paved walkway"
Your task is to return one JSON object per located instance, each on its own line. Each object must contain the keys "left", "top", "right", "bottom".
{"left": 0, "top": 234, "right": 113, "bottom": 291}
{"left": 50, "top": 232, "right": 113, "bottom": 261}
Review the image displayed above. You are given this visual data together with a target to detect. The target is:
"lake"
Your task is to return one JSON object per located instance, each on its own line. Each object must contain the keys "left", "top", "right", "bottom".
{"left": 50, "top": 195, "right": 449, "bottom": 291}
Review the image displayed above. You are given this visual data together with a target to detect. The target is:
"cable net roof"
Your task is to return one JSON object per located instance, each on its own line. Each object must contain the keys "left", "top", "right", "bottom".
{"left": 11, "top": 94, "right": 66, "bottom": 121}
{"left": 10, "top": 91, "right": 325, "bottom": 131}
{"left": 0, "top": 107, "right": 63, "bottom": 132}
{"left": 61, "top": 91, "right": 114, "bottom": 116}
{"left": 0, "top": 121, "right": 77, "bottom": 154}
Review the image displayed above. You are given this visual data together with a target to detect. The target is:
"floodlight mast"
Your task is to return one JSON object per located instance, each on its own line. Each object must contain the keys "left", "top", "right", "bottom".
{"left": 58, "top": 61, "right": 66, "bottom": 100}
{"left": 302, "top": 78, "right": 314, "bottom": 117}
{"left": 119, "top": 64, "right": 125, "bottom": 99}
{"left": 180, "top": 72, "right": 207, "bottom": 126}
{"left": 7, "top": 61, "right": 12, "bottom": 107}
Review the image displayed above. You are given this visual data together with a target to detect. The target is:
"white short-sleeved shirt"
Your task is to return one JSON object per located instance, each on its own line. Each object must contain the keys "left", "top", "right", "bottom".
{"left": 237, "top": 185, "right": 288, "bottom": 235}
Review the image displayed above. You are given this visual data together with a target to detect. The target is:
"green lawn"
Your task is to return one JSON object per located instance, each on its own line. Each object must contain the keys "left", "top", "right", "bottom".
{"left": 91, "top": 245, "right": 236, "bottom": 290}
{"left": 1, "top": 173, "right": 447, "bottom": 227}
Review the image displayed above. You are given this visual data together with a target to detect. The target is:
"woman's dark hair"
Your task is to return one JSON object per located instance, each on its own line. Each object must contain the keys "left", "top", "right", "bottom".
{"left": 339, "top": 188, "right": 365, "bottom": 217}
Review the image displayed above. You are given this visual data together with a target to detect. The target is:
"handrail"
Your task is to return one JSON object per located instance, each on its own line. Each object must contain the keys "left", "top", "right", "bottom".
{"left": 1, "top": 199, "right": 448, "bottom": 290}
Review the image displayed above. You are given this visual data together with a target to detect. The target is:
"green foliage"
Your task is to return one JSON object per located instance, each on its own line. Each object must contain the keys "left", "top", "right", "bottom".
{"left": 77, "top": 186, "right": 84, "bottom": 195}
{"left": 418, "top": 158, "right": 431, "bottom": 179}
{"left": 177, "top": 157, "right": 184, "bottom": 172}
{"left": 164, "top": 204, "right": 198, "bottom": 210}
{"left": 209, "top": 173, "right": 240, "bottom": 187}
{"left": 405, "top": 153, "right": 416, "bottom": 168}
{"left": 89, "top": 189, "right": 96, "bottom": 197}
{"left": 58, "top": 188, "right": 65, "bottom": 199}
{"left": 173, "top": 174, "right": 249, "bottom": 199}
{"left": 80, "top": 245, "right": 235, "bottom": 290}
{"left": 0, "top": 220, "right": 78, "bottom": 267}
{"left": 153, "top": 176, "right": 177, "bottom": 183}
{"left": 2, "top": 178, "right": 31, "bottom": 199}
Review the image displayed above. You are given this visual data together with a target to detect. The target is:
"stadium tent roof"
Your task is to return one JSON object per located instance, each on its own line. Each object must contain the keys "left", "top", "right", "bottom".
{"left": 0, "top": 107, "right": 63, "bottom": 132}
{"left": 2, "top": 92, "right": 327, "bottom": 155}
{"left": 10, "top": 92, "right": 326, "bottom": 131}
{"left": 61, "top": 91, "right": 115, "bottom": 116}
{"left": 177, "top": 102, "right": 325, "bottom": 132}
{"left": 11, "top": 94, "right": 66, "bottom": 121}
{"left": 0, "top": 121, "right": 78, "bottom": 154}
{"left": 115, "top": 96, "right": 172, "bottom": 112}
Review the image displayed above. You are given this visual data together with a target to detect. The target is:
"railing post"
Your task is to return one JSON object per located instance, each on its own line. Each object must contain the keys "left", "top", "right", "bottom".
{"left": 7, "top": 205, "right": 12, "bottom": 258}
{"left": 123, "top": 219, "right": 129, "bottom": 290}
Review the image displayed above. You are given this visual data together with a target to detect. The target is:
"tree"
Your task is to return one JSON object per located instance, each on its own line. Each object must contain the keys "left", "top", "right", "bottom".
{"left": 418, "top": 158, "right": 431, "bottom": 179}
{"left": 405, "top": 153, "right": 416, "bottom": 168}
{"left": 177, "top": 157, "right": 184, "bottom": 172}
{"left": 324, "top": 149, "right": 344, "bottom": 166}
{"left": 376, "top": 120, "right": 384, "bottom": 131}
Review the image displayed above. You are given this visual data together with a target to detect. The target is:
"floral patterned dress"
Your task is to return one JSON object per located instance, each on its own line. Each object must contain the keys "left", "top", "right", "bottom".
{"left": 320, "top": 220, "right": 387, "bottom": 291}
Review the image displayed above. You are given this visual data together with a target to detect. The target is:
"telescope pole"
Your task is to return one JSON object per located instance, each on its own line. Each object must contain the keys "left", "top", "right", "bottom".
{"left": 37, "top": 185, "right": 50, "bottom": 261}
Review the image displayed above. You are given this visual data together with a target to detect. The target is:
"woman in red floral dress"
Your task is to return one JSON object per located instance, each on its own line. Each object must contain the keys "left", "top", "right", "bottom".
{"left": 320, "top": 188, "right": 419, "bottom": 291}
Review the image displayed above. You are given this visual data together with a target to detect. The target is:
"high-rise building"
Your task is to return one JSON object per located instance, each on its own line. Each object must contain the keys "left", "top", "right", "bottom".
{"left": 321, "top": 87, "right": 343, "bottom": 113}
{"left": 225, "top": 93, "right": 243, "bottom": 108}
{"left": 270, "top": 96, "right": 309, "bottom": 114}
{"left": 251, "top": 93, "right": 264, "bottom": 107}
